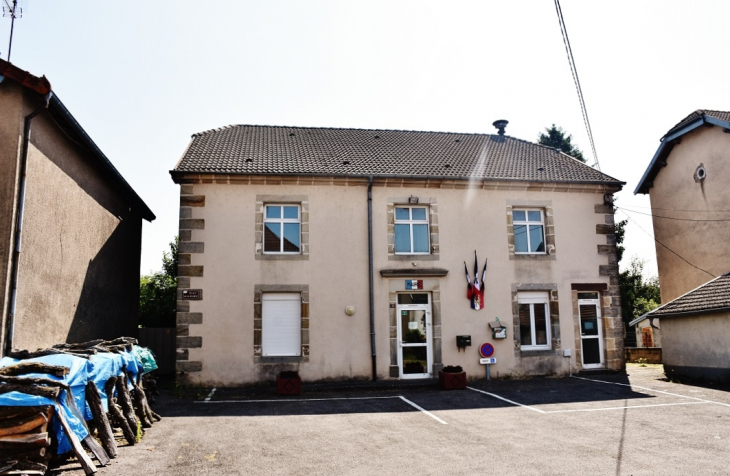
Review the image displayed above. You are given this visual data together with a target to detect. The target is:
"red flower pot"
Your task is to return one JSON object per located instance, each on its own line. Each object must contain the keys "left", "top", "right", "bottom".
{"left": 277, "top": 375, "right": 302, "bottom": 396}
{"left": 439, "top": 370, "right": 467, "bottom": 390}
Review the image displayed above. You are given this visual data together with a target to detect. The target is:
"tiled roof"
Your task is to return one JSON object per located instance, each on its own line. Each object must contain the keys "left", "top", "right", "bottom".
{"left": 663, "top": 109, "right": 730, "bottom": 139}
{"left": 173, "top": 125, "right": 623, "bottom": 185}
{"left": 648, "top": 273, "right": 730, "bottom": 318}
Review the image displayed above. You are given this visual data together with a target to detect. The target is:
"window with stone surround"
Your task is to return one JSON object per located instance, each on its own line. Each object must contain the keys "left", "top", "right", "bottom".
{"left": 255, "top": 195, "right": 309, "bottom": 260}
{"left": 506, "top": 201, "right": 555, "bottom": 260}
{"left": 518, "top": 292, "right": 551, "bottom": 350}
{"left": 387, "top": 198, "right": 439, "bottom": 261}
{"left": 254, "top": 284, "right": 309, "bottom": 363}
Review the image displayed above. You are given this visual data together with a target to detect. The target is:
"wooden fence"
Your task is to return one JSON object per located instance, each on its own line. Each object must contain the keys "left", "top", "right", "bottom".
{"left": 138, "top": 328, "right": 176, "bottom": 375}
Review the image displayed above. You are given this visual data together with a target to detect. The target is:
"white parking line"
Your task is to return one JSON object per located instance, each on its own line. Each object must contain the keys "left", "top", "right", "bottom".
{"left": 467, "top": 386, "right": 546, "bottom": 413}
{"left": 398, "top": 396, "right": 448, "bottom": 425}
{"left": 204, "top": 387, "right": 217, "bottom": 402}
{"left": 545, "top": 401, "right": 709, "bottom": 413}
{"left": 571, "top": 376, "right": 730, "bottom": 408}
{"left": 197, "top": 396, "right": 401, "bottom": 404}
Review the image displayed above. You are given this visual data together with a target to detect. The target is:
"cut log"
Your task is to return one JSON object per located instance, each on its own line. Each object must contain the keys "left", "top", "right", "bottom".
{"left": 0, "top": 384, "right": 59, "bottom": 400}
{"left": 0, "top": 413, "right": 48, "bottom": 437}
{"left": 0, "top": 447, "right": 47, "bottom": 461}
{"left": 127, "top": 373, "right": 153, "bottom": 428}
{"left": 0, "top": 375, "right": 70, "bottom": 391}
{"left": 84, "top": 382, "right": 117, "bottom": 458}
{"left": 0, "top": 433, "right": 49, "bottom": 448}
{"left": 0, "top": 363, "right": 69, "bottom": 378}
{"left": 104, "top": 378, "right": 135, "bottom": 446}
{"left": 6, "top": 459, "right": 47, "bottom": 473}
{"left": 115, "top": 372, "right": 139, "bottom": 435}
{"left": 54, "top": 405, "right": 96, "bottom": 475}
{"left": 7, "top": 349, "right": 94, "bottom": 360}
{"left": 82, "top": 435, "right": 109, "bottom": 466}
{"left": 0, "top": 406, "right": 52, "bottom": 421}
{"left": 138, "top": 377, "right": 161, "bottom": 422}
{"left": 53, "top": 339, "right": 104, "bottom": 350}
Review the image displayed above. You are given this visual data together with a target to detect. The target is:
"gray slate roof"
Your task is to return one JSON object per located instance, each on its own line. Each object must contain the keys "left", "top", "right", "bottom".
{"left": 173, "top": 125, "right": 623, "bottom": 185}
{"left": 663, "top": 110, "right": 730, "bottom": 139}
{"left": 647, "top": 273, "right": 730, "bottom": 318}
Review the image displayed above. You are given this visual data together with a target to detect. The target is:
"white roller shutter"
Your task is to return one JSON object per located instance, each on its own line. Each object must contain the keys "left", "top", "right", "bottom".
{"left": 262, "top": 293, "right": 301, "bottom": 356}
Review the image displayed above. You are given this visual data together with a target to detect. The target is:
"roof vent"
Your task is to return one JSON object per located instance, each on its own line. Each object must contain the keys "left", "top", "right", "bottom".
{"left": 492, "top": 120, "right": 508, "bottom": 136}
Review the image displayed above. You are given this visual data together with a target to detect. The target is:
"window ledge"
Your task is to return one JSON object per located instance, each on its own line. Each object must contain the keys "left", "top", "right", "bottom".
{"left": 258, "top": 356, "right": 303, "bottom": 364}
{"left": 256, "top": 254, "right": 309, "bottom": 261}
{"left": 389, "top": 254, "right": 439, "bottom": 261}
{"left": 519, "top": 349, "right": 558, "bottom": 357}
{"left": 510, "top": 254, "right": 555, "bottom": 261}
{"left": 380, "top": 268, "right": 449, "bottom": 277}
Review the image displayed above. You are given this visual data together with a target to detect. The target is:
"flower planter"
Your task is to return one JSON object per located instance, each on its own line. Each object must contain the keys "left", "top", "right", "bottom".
{"left": 439, "top": 370, "right": 467, "bottom": 390}
{"left": 277, "top": 375, "right": 302, "bottom": 396}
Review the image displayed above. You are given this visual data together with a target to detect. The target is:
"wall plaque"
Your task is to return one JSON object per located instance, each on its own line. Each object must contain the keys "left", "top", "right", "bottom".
{"left": 182, "top": 289, "right": 202, "bottom": 300}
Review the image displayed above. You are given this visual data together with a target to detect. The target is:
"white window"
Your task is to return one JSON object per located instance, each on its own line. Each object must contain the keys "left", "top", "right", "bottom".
{"left": 518, "top": 292, "right": 551, "bottom": 350}
{"left": 261, "top": 293, "right": 301, "bottom": 356}
{"left": 513, "top": 209, "right": 545, "bottom": 254}
{"left": 394, "top": 206, "right": 430, "bottom": 254}
{"left": 264, "top": 205, "right": 301, "bottom": 254}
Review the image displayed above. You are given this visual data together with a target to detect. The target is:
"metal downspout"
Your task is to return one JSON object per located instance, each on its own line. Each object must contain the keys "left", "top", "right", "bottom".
{"left": 4, "top": 103, "right": 46, "bottom": 355}
{"left": 367, "top": 176, "right": 377, "bottom": 381}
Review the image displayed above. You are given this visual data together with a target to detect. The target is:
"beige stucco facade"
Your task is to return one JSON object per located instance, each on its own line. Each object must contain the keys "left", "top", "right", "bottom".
{"left": 0, "top": 79, "right": 149, "bottom": 352}
{"left": 647, "top": 126, "right": 730, "bottom": 302}
{"left": 661, "top": 312, "right": 730, "bottom": 382}
{"left": 174, "top": 175, "right": 624, "bottom": 385}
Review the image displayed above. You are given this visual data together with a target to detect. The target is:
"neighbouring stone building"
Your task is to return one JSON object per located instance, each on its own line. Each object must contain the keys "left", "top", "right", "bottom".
{"left": 635, "top": 109, "right": 730, "bottom": 381}
{"left": 0, "top": 60, "right": 155, "bottom": 353}
{"left": 171, "top": 121, "right": 624, "bottom": 385}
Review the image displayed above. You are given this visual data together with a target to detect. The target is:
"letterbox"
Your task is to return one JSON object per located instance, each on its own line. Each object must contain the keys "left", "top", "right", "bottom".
{"left": 456, "top": 335, "right": 472, "bottom": 347}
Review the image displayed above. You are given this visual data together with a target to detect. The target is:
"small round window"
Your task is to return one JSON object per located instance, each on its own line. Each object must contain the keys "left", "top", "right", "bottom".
{"left": 694, "top": 163, "right": 707, "bottom": 183}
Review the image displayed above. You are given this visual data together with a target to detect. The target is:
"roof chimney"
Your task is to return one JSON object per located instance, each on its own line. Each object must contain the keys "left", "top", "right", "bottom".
{"left": 493, "top": 120, "right": 508, "bottom": 136}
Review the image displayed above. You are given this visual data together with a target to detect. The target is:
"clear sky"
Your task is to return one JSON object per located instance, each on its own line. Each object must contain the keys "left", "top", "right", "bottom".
{"left": 3, "top": 1, "right": 729, "bottom": 277}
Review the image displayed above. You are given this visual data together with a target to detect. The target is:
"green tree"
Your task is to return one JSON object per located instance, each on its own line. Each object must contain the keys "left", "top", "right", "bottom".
{"left": 538, "top": 125, "right": 586, "bottom": 162}
{"left": 139, "top": 237, "right": 178, "bottom": 328}
{"left": 619, "top": 257, "right": 661, "bottom": 339}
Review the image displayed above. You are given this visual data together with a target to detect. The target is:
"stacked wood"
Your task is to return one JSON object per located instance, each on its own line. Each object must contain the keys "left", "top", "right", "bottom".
{"left": 1, "top": 337, "right": 162, "bottom": 475}
{"left": 0, "top": 406, "right": 53, "bottom": 475}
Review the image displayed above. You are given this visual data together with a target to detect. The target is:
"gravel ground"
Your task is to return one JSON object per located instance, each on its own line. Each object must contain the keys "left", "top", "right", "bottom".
{"left": 49, "top": 364, "right": 730, "bottom": 475}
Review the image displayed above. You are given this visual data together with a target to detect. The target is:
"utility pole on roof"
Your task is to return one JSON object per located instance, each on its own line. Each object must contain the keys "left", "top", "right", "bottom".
{"left": 2, "top": 0, "right": 23, "bottom": 62}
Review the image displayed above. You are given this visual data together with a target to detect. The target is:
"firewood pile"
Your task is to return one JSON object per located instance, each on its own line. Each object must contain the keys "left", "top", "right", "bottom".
{"left": 0, "top": 337, "right": 161, "bottom": 475}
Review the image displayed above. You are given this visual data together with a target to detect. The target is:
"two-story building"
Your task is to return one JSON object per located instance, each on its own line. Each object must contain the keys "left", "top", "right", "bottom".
{"left": 171, "top": 121, "right": 624, "bottom": 385}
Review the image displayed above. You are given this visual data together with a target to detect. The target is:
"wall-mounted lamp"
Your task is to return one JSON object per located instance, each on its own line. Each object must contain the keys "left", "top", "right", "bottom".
{"left": 408, "top": 195, "right": 419, "bottom": 204}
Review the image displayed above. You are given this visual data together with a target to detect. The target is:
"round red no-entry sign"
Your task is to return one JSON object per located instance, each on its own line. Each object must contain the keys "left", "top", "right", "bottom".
{"left": 479, "top": 342, "right": 494, "bottom": 358}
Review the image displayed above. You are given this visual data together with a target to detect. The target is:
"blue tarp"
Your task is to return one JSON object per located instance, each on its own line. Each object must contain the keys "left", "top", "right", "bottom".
{"left": 0, "top": 347, "right": 145, "bottom": 455}
{"left": 0, "top": 354, "right": 91, "bottom": 454}
{"left": 133, "top": 345, "right": 159, "bottom": 374}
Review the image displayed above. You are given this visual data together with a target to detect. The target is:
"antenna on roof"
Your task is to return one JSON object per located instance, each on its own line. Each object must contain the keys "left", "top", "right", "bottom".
{"left": 2, "top": 0, "right": 25, "bottom": 62}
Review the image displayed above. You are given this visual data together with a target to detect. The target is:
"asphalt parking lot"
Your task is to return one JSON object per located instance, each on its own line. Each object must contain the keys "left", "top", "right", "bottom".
{"left": 52, "top": 365, "right": 730, "bottom": 476}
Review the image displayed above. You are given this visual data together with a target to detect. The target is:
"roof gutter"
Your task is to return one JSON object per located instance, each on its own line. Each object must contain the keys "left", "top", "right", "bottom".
{"left": 646, "top": 306, "right": 730, "bottom": 320}
{"left": 4, "top": 100, "right": 48, "bottom": 355}
{"left": 48, "top": 93, "right": 155, "bottom": 221}
{"left": 635, "top": 115, "right": 730, "bottom": 194}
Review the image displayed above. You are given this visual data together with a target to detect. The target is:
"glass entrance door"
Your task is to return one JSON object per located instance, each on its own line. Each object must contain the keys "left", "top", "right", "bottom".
{"left": 578, "top": 293, "right": 604, "bottom": 368}
{"left": 396, "top": 293, "right": 432, "bottom": 379}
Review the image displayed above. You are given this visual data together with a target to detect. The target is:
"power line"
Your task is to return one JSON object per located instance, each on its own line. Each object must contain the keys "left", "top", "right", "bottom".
{"left": 553, "top": 0, "right": 600, "bottom": 171}
{"left": 618, "top": 206, "right": 730, "bottom": 222}
{"left": 616, "top": 209, "right": 716, "bottom": 279}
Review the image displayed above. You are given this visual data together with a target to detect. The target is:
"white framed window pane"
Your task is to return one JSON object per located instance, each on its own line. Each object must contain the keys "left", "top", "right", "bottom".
{"left": 412, "top": 224, "right": 429, "bottom": 253}
{"left": 283, "top": 223, "right": 301, "bottom": 252}
{"left": 411, "top": 208, "right": 427, "bottom": 221}
{"left": 395, "top": 208, "right": 410, "bottom": 220}
{"left": 514, "top": 224, "right": 528, "bottom": 252}
{"left": 519, "top": 304, "right": 533, "bottom": 345}
{"left": 264, "top": 223, "right": 281, "bottom": 252}
{"left": 512, "top": 210, "right": 526, "bottom": 221}
{"left": 534, "top": 304, "right": 548, "bottom": 345}
{"left": 527, "top": 210, "right": 542, "bottom": 222}
{"left": 262, "top": 294, "right": 301, "bottom": 356}
{"left": 529, "top": 225, "right": 545, "bottom": 253}
{"left": 266, "top": 206, "right": 281, "bottom": 219}
{"left": 283, "top": 206, "right": 299, "bottom": 219}
{"left": 395, "top": 224, "right": 411, "bottom": 253}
